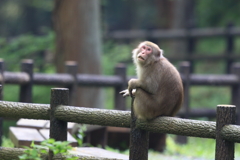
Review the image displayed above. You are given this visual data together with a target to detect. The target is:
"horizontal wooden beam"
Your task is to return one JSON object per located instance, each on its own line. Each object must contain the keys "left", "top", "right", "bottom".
{"left": 0, "top": 101, "right": 49, "bottom": 120}
{"left": 137, "top": 116, "right": 216, "bottom": 139}
{"left": 105, "top": 27, "right": 240, "bottom": 40}
{"left": 55, "top": 105, "right": 131, "bottom": 128}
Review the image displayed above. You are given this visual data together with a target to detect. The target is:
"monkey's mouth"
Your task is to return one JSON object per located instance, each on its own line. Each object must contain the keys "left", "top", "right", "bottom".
{"left": 138, "top": 56, "right": 145, "bottom": 61}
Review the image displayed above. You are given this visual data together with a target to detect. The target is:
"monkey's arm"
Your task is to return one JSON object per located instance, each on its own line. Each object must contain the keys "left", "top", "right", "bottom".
{"left": 128, "top": 78, "right": 158, "bottom": 97}
{"left": 128, "top": 79, "right": 142, "bottom": 97}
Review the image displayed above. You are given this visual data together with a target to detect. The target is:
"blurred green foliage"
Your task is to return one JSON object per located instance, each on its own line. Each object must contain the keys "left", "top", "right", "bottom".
{"left": 0, "top": 30, "right": 55, "bottom": 71}
{"left": 196, "top": 0, "right": 240, "bottom": 27}
{"left": 163, "top": 135, "right": 240, "bottom": 159}
{"left": 99, "top": 135, "right": 240, "bottom": 159}
{"left": 1, "top": 136, "right": 14, "bottom": 147}
{"left": 102, "top": 41, "right": 135, "bottom": 75}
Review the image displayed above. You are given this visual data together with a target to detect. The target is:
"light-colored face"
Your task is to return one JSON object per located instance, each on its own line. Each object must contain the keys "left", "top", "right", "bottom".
{"left": 132, "top": 41, "right": 162, "bottom": 66}
{"left": 132, "top": 41, "right": 161, "bottom": 66}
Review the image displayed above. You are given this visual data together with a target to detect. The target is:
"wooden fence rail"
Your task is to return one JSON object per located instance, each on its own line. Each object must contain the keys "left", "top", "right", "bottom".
{"left": 1, "top": 60, "right": 240, "bottom": 117}
{"left": 0, "top": 88, "right": 239, "bottom": 160}
{"left": 105, "top": 26, "right": 240, "bottom": 73}
{"left": 105, "top": 27, "right": 240, "bottom": 40}
{"left": 1, "top": 60, "right": 240, "bottom": 146}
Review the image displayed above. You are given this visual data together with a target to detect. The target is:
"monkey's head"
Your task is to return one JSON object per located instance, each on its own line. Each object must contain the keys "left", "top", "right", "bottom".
{"left": 132, "top": 41, "right": 162, "bottom": 66}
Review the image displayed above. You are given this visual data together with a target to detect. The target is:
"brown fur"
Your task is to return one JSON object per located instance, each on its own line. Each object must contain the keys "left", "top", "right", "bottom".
{"left": 120, "top": 41, "right": 183, "bottom": 120}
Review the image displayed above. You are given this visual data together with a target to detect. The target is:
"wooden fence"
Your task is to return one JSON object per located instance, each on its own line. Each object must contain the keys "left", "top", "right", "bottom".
{"left": 0, "top": 59, "right": 240, "bottom": 117}
{"left": 0, "top": 59, "right": 240, "bottom": 145}
{"left": 105, "top": 25, "right": 240, "bottom": 73}
{"left": 0, "top": 88, "right": 239, "bottom": 160}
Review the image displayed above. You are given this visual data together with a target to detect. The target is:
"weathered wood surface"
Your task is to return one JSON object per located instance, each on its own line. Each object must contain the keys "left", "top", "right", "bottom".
{"left": 9, "top": 127, "right": 44, "bottom": 147}
{"left": 17, "top": 119, "right": 49, "bottom": 129}
{"left": 17, "top": 118, "right": 75, "bottom": 132}
{"left": 9, "top": 126, "right": 77, "bottom": 148}
{"left": 129, "top": 98, "right": 149, "bottom": 160}
{"left": 0, "top": 101, "right": 49, "bottom": 119}
{"left": 49, "top": 88, "right": 69, "bottom": 160}
{"left": 215, "top": 105, "right": 235, "bottom": 160}
{"left": 137, "top": 116, "right": 216, "bottom": 139}
{"left": 1, "top": 101, "right": 240, "bottom": 143}
{"left": 55, "top": 105, "right": 131, "bottom": 128}
{"left": 221, "top": 125, "right": 240, "bottom": 143}
{"left": 19, "top": 59, "right": 33, "bottom": 103}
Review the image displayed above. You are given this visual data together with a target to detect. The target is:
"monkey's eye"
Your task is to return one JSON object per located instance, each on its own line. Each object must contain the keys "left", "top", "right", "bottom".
{"left": 142, "top": 46, "right": 146, "bottom": 49}
{"left": 147, "top": 48, "right": 151, "bottom": 52}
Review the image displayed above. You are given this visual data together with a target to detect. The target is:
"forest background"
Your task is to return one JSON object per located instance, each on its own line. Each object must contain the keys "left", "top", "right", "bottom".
{"left": 1, "top": 0, "right": 240, "bottom": 159}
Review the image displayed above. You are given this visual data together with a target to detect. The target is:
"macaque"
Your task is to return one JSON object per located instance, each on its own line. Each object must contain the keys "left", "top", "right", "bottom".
{"left": 120, "top": 41, "right": 183, "bottom": 120}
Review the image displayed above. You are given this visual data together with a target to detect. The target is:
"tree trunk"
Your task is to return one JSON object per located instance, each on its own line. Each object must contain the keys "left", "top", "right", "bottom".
{"left": 170, "top": 0, "right": 190, "bottom": 56}
{"left": 53, "top": 0, "right": 103, "bottom": 108}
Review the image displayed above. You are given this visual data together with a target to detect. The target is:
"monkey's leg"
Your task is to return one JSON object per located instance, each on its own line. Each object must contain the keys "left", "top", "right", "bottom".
{"left": 134, "top": 89, "right": 157, "bottom": 120}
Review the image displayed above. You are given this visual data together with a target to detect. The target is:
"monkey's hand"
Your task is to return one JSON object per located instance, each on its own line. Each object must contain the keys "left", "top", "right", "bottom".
{"left": 128, "top": 79, "right": 139, "bottom": 97}
{"left": 119, "top": 89, "right": 136, "bottom": 97}
{"left": 119, "top": 89, "right": 130, "bottom": 97}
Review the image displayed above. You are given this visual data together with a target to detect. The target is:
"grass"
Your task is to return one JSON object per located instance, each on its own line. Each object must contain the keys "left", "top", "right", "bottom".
{"left": 106, "top": 135, "right": 240, "bottom": 160}
{"left": 164, "top": 136, "right": 215, "bottom": 159}
{"left": 164, "top": 135, "right": 240, "bottom": 159}
{"left": 2, "top": 136, "right": 14, "bottom": 147}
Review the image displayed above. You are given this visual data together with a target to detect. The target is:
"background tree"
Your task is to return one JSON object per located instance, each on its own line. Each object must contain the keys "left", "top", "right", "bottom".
{"left": 53, "top": 0, "right": 103, "bottom": 108}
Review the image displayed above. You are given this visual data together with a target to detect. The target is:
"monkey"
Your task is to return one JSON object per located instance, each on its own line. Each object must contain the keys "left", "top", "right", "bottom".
{"left": 120, "top": 41, "right": 183, "bottom": 120}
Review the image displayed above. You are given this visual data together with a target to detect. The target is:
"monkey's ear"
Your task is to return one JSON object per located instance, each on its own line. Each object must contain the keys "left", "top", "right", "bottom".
{"left": 160, "top": 49, "right": 164, "bottom": 58}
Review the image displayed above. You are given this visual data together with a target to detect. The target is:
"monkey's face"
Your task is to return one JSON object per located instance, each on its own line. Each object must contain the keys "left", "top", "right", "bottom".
{"left": 137, "top": 45, "right": 152, "bottom": 63}
{"left": 132, "top": 41, "right": 162, "bottom": 66}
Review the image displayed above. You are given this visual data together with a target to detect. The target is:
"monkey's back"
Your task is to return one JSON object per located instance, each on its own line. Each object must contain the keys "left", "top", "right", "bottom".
{"left": 134, "top": 57, "right": 183, "bottom": 120}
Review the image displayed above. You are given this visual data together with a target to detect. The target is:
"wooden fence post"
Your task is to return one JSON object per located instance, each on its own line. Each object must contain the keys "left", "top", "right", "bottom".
{"left": 65, "top": 61, "right": 78, "bottom": 106}
{"left": 129, "top": 98, "right": 149, "bottom": 160}
{"left": 49, "top": 88, "right": 69, "bottom": 160}
{"left": 226, "top": 23, "right": 234, "bottom": 74}
{"left": 231, "top": 63, "right": 240, "bottom": 124}
{"left": 0, "top": 59, "right": 3, "bottom": 100}
{"left": 0, "top": 84, "right": 2, "bottom": 146}
{"left": 187, "top": 26, "right": 195, "bottom": 73}
{"left": 19, "top": 59, "right": 33, "bottom": 103}
{"left": 215, "top": 105, "right": 236, "bottom": 160}
{"left": 0, "top": 59, "right": 4, "bottom": 146}
{"left": 176, "top": 61, "right": 190, "bottom": 144}
{"left": 114, "top": 63, "right": 127, "bottom": 110}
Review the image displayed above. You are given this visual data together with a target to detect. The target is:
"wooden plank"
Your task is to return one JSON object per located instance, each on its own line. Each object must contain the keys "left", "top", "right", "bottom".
{"left": 39, "top": 129, "right": 78, "bottom": 147}
{"left": 107, "top": 126, "right": 130, "bottom": 133}
{"left": 9, "top": 127, "right": 44, "bottom": 148}
{"left": 17, "top": 119, "right": 75, "bottom": 132}
{"left": 17, "top": 119, "right": 48, "bottom": 129}
{"left": 85, "top": 125, "right": 105, "bottom": 132}
{"left": 70, "top": 147, "right": 128, "bottom": 160}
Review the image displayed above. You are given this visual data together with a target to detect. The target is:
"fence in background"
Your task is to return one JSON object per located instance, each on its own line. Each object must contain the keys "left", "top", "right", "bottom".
{"left": 105, "top": 25, "right": 240, "bottom": 73}
{"left": 0, "top": 59, "right": 240, "bottom": 145}
{"left": 0, "top": 88, "right": 239, "bottom": 160}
